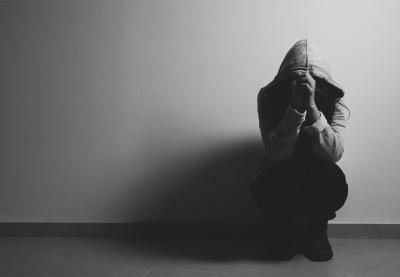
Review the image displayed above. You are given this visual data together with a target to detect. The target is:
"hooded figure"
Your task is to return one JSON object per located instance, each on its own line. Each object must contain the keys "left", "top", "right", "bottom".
{"left": 250, "top": 39, "right": 349, "bottom": 262}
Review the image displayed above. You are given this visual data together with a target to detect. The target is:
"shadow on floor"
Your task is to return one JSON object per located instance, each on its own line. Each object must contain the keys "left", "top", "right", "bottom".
{"left": 118, "top": 237, "right": 283, "bottom": 262}
{"left": 108, "top": 135, "right": 296, "bottom": 262}
{"left": 116, "top": 136, "right": 291, "bottom": 261}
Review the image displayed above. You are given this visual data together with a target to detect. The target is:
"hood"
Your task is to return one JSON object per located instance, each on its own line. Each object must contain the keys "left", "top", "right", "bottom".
{"left": 263, "top": 39, "right": 345, "bottom": 98}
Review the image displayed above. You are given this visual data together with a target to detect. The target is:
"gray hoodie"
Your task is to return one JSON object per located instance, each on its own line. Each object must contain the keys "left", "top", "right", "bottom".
{"left": 257, "top": 39, "right": 349, "bottom": 168}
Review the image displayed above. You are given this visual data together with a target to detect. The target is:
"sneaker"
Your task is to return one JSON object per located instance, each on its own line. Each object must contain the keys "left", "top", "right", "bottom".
{"left": 302, "top": 217, "right": 333, "bottom": 262}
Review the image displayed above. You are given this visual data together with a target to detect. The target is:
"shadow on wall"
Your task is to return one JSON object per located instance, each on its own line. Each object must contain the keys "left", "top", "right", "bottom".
{"left": 123, "top": 137, "right": 267, "bottom": 222}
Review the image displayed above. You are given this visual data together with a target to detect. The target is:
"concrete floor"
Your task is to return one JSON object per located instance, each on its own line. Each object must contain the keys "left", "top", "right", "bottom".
{"left": 0, "top": 237, "right": 400, "bottom": 277}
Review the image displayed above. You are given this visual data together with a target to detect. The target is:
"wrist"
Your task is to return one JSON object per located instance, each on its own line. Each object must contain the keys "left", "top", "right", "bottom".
{"left": 290, "top": 103, "right": 305, "bottom": 113}
{"left": 306, "top": 103, "right": 318, "bottom": 112}
{"left": 303, "top": 105, "right": 320, "bottom": 126}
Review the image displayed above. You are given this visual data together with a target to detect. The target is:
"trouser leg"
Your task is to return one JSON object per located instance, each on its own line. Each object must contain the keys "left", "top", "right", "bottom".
{"left": 296, "top": 158, "right": 348, "bottom": 220}
{"left": 249, "top": 158, "right": 348, "bottom": 220}
{"left": 249, "top": 159, "right": 300, "bottom": 216}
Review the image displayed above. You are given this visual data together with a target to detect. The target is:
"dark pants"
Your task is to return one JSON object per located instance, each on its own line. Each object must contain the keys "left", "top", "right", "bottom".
{"left": 249, "top": 156, "right": 348, "bottom": 221}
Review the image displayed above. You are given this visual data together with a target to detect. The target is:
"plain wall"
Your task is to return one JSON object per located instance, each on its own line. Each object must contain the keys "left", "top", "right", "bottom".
{"left": 1, "top": 0, "right": 399, "bottom": 223}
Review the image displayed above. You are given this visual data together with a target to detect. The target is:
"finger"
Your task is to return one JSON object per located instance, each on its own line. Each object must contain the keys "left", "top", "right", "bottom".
{"left": 296, "top": 82, "right": 310, "bottom": 90}
{"left": 300, "top": 84, "right": 315, "bottom": 96}
{"left": 296, "top": 75, "right": 310, "bottom": 85}
{"left": 296, "top": 71, "right": 307, "bottom": 78}
{"left": 304, "top": 71, "right": 315, "bottom": 84}
{"left": 296, "top": 79, "right": 309, "bottom": 87}
{"left": 295, "top": 83, "right": 313, "bottom": 96}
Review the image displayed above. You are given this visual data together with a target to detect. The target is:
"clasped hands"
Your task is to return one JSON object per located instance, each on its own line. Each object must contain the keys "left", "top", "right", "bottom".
{"left": 290, "top": 71, "right": 320, "bottom": 126}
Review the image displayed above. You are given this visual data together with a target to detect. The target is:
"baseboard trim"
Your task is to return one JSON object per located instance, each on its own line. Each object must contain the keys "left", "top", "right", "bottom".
{"left": 0, "top": 223, "right": 399, "bottom": 238}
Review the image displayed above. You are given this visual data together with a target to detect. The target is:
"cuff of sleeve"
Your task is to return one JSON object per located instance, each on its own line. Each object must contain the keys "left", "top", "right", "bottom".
{"left": 285, "top": 106, "right": 307, "bottom": 126}
{"left": 286, "top": 106, "right": 307, "bottom": 118}
{"left": 302, "top": 111, "right": 329, "bottom": 135}
{"left": 277, "top": 106, "right": 306, "bottom": 137}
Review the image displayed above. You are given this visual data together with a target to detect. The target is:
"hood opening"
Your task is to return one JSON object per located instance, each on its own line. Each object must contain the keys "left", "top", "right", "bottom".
{"left": 269, "top": 39, "right": 345, "bottom": 99}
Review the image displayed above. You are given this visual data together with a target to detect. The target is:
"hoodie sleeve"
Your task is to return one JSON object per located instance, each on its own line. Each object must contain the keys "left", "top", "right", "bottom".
{"left": 302, "top": 100, "right": 348, "bottom": 163}
{"left": 258, "top": 91, "right": 306, "bottom": 165}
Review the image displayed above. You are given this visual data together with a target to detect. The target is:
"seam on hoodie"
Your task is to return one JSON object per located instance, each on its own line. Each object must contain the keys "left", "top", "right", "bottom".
{"left": 305, "top": 39, "right": 309, "bottom": 69}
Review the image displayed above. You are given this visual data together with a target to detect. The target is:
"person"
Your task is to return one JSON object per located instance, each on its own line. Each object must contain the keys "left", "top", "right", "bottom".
{"left": 249, "top": 39, "right": 349, "bottom": 262}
